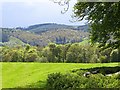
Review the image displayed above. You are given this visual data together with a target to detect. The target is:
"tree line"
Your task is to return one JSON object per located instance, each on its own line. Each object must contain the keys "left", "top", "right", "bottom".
{"left": 1, "top": 43, "right": 120, "bottom": 63}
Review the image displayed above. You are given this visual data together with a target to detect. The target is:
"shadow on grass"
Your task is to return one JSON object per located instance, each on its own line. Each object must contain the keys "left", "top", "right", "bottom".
{"left": 26, "top": 80, "right": 46, "bottom": 88}
{"left": 4, "top": 80, "right": 47, "bottom": 89}
{"left": 72, "top": 66, "right": 120, "bottom": 75}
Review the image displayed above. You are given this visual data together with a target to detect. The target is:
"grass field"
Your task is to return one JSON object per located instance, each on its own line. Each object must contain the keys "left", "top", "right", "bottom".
{"left": 1, "top": 62, "right": 119, "bottom": 88}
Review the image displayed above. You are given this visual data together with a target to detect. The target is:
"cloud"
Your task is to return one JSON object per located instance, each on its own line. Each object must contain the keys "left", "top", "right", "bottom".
{"left": 0, "top": 0, "right": 53, "bottom": 7}
{"left": 0, "top": 0, "right": 50, "bottom": 3}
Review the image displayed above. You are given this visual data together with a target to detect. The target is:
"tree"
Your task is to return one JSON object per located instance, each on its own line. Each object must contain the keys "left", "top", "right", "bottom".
{"left": 66, "top": 44, "right": 78, "bottom": 63}
{"left": 11, "top": 50, "right": 23, "bottom": 62}
{"left": 110, "top": 48, "right": 120, "bottom": 62}
{"left": 55, "top": 45, "right": 62, "bottom": 62}
{"left": 61, "top": 44, "right": 71, "bottom": 62}
{"left": 48, "top": 43, "right": 56, "bottom": 62}
{"left": 42, "top": 47, "right": 53, "bottom": 62}
{"left": 25, "top": 52, "right": 38, "bottom": 62}
{"left": 73, "top": 2, "right": 120, "bottom": 50}
{"left": 52, "top": 1, "right": 120, "bottom": 50}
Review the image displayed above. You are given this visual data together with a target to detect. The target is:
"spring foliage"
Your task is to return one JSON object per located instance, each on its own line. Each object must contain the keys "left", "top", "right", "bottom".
{"left": 73, "top": 2, "right": 120, "bottom": 49}
{"left": 1, "top": 42, "right": 120, "bottom": 62}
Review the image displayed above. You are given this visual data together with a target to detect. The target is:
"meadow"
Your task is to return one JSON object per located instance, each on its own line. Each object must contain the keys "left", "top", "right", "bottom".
{"left": 1, "top": 62, "right": 119, "bottom": 88}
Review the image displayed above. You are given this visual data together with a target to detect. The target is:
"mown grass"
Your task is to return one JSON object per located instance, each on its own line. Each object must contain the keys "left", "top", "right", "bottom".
{"left": 1, "top": 62, "right": 119, "bottom": 88}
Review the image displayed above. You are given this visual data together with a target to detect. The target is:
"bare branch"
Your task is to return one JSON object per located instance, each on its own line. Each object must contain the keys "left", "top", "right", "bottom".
{"left": 50, "top": 0, "right": 70, "bottom": 14}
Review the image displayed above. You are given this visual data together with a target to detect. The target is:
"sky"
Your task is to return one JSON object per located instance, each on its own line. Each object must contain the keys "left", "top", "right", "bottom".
{"left": 0, "top": 0, "right": 87, "bottom": 28}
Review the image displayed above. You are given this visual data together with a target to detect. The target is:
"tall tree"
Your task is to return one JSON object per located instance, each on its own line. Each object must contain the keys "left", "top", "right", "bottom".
{"left": 52, "top": 0, "right": 120, "bottom": 49}
{"left": 73, "top": 2, "right": 120, "bottom": 49}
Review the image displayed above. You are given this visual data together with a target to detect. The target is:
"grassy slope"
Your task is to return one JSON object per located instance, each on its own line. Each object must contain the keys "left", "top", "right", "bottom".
{"left": 2, "top": 63, "right": 119, "bottom": 88}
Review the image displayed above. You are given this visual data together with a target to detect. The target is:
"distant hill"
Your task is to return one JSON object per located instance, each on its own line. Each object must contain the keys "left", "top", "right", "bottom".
{"left": 16, "top": 23, "right": 89, "bottom": 34}
{"left": 1, "top": 23, "right": 89, "bottom": 46}
{"left": 77, "top": 25, "right": 89, "bottom": 32}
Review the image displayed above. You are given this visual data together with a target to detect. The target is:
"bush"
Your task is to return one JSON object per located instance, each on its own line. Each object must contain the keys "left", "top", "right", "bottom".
{"left": 36, "top": 56, "right": 48, "bottom": 62}
{"left": 47, "top": 73, "right": 81, "bottom": 90}
{"left": 11, "top": 50, "right": 23, "bottom": 62}
{"left": 25, "top": 53, "right": 38, "bottom": 62}
{"left": 46, "top": 70, "right": 120, "bottom": 89}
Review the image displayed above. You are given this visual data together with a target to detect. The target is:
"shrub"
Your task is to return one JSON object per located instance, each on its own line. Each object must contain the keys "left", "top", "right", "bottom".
{"left": 46, "top": 70, "right": 120, "bottom": 89}
{"left": 25, "top": 53, "right": 38, "bottom": 62}
{"left": 46, "top": 73, "right": 81, "bottom": 90}
{"left": 36, "top": 56, "right": 48, "bottom": 62}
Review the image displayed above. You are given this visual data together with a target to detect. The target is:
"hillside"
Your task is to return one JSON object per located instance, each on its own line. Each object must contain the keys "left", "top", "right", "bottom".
{"left": 1, "top": 23, "right": 89, "bottom": 46}
{"left": 16, "top": 23, "right": 89, "bottom": 33}
{"left": 0, "top": 36, "right": 26, "bottom": 47}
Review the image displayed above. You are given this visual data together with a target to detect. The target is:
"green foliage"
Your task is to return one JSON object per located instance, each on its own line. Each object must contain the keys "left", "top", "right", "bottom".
{"left": 11, "top": 50, "right": 23, "bottom": 62}
{"left": 110, "top": 48, "right": 120, "bottom": 62}
{"left": 25, "top": 53, "right": 38, "bottom": 62}
{"left": 46, "top": 70, "right": 120, "bottom": 89}
{"left": 47, "top": 73, "right": 81, "bottom": 89}
{"left": 1, "top": 42, "right": 120, "bottom": 63}
{"left": 2, "top": 36, "right": 26, "bottom": 47}
{"left": 66, "top": 44, "right": 100, "bottom": 63}
{"left": 73, "top": 2, "right": 120, "bottom": 49}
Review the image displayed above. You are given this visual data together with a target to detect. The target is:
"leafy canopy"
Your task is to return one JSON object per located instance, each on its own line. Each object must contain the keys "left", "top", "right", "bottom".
{"left": 73, "top": 2, "right": 120, "bottom": 49}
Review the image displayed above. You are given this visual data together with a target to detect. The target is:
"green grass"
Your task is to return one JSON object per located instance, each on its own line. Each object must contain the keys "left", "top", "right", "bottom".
{"left": 0, "top": 63, "right": 2, "bottom": 89}
{"left": 2, "top": 62, "right": 119, "bottom": 88}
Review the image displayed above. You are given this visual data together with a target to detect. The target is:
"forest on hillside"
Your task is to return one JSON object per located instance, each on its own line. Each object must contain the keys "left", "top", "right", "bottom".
{"left": 1, "top": 24, "right": 89, "bottom": 46}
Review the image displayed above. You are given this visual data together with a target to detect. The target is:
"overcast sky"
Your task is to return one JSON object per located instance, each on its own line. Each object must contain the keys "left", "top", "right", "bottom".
{"left": 0, "top": 0, "right": 86, "bottom": 28}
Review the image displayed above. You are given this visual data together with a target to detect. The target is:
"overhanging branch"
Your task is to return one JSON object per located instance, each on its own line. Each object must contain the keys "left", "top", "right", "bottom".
{"left": 50, "top": 0, "right": 70, "bottom": 14}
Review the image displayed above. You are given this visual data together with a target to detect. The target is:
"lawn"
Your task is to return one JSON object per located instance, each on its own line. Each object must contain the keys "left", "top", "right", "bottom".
{"left": 1, "top": 62, "right": 119, "bottom": 88}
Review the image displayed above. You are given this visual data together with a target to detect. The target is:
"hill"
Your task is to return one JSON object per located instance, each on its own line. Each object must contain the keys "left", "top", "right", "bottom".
{"left": 16, "top": 23, "right": 89, "bottom": 33}
{"left": 1, "top": 23, "right": 89, "bottom": 46}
